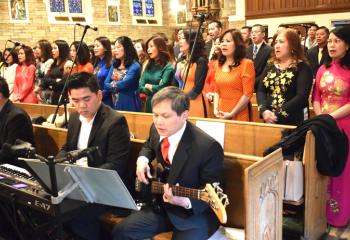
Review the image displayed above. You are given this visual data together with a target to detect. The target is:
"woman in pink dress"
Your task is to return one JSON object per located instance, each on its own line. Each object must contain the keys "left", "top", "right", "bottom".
{"left": 12, "top": 45, "right": 37, "bottom": 103}
{"left": 312, "top": 26, "right": 350, "bottom": 227}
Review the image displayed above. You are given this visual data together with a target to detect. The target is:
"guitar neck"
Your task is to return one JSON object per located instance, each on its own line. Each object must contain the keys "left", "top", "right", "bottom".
{"left": 151, "top": 181, "right": 201, "bottom": 200}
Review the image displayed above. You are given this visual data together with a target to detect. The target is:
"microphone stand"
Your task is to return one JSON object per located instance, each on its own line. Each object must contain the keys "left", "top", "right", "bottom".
{"left": 51, "top": 25, "right": 89, "bottom": 127}
{"left": 182, "top": 14, "right": 207, "bottom": 90}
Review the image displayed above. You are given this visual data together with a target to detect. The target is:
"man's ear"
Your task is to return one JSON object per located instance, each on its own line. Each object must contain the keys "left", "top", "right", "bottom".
{"left": 181, "top": 110, "right": 189, "bottom": 120}
{"left": 97, "top": 90, "right": 103, "bottom": 101}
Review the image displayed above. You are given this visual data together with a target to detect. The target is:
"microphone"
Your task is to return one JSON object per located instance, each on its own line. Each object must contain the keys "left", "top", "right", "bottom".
{"left": 56, "top": 146, "right": 100, "bottom": 164}
{"left": 8, "top": 40, "right": 24, "bottom": 46}
{"left": 75, "top": 23, "right": 98, "bottom": 31}
{"left": 2, "top": 139, "right": 36, "bottom": 158}
{"left": 192, "top": 13, "right": 210, "bottom": 21}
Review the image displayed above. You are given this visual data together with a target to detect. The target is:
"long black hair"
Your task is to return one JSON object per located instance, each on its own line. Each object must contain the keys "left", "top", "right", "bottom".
{"left": 218, "top": 29, "right": 246, "bottom": 68}
{"left": 3, "top": 48, "right": 19, "bottom": 66}
{"left": 113, "top": 36, "right": 138, "bottom": 68}
{"left": 53, "top": 40, "right": 70, "bottom": 69}
{"left": 325, "top": 26, "right": 350, "bottom": 69}
{"left": 70, "top": 41, "right": 90, "bottom": 65}
{"left": 182, "top": 30, "right": 207, "bottom": 63}
{"left": 145, "top": 36, "right": 170, "bottom": 69}
{"left": 95, "top": 36, "right": 112, "bottom": 68}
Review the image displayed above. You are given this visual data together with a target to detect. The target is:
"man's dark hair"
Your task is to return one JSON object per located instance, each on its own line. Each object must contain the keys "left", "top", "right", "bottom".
{"left": 0, "top": 76, "right": 10, "bottom": 98}
{"left": 241, "top": 25, "right": 251, "bottom": 31}
{"left": 209, "top": 20, "right": 222, "bottom": 29}
{"left": 252, "top": 24, "right": 266, "bottom": 33}
{"left": 67, "top": 72, "right": 100, "bottom": 94}
{"left": 309, "top": 23, "right": 319, "bottom": 29}
{"left": 278, "top": 24, "right": 289, "bottom": 29}
{"left": 317, "top": 26, "right": 330, "bottom": 35}
{"left": 151, "top": 86, "right": 190, "bottom": 116}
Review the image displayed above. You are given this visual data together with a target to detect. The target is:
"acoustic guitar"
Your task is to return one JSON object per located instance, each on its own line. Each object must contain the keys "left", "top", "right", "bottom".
{"left": 135, "top": 179, "right": 229, "bottom": 224}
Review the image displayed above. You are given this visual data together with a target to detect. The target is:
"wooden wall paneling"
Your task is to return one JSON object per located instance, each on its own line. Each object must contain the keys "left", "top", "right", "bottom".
{"left": 246, "top": 0, "right": 350, "bottom": 19}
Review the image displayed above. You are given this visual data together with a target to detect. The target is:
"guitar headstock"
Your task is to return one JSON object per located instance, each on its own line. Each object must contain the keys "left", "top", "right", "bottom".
{"left": 200, "top": 182, "right": 229, "bottom": 224}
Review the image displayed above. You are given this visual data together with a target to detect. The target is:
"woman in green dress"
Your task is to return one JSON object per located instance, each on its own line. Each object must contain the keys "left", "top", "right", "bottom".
{"left": 139, "top": 36, "right": 174, "bottom": 112}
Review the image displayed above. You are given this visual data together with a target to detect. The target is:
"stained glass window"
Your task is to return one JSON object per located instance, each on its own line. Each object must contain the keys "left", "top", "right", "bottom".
{"left": 145, "top": 0, "right": 154, "bottom": 17}
{"left": 50, "top": 0, "right": 65, "bottom": 12}
{"left": 133, "top": 0, "right": 142, "bottom": 16}
{"left": 68, "top": 0, "right": 82, "bottom": 13}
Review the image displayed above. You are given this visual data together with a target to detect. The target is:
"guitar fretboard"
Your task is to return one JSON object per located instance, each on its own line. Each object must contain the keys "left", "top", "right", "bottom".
{"left": 151, "top": 181, "right": 202, "bottom": 200}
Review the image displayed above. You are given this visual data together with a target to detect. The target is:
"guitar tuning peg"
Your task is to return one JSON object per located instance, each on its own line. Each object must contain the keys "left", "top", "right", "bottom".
{"left": 220, "top": 195, "right": 229, "bottom": 206}
{"left": 212, "top": 182, "right": 220, "bottom": 188}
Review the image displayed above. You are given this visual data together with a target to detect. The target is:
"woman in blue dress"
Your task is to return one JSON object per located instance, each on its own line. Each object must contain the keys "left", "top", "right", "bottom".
{"left": 93, "top": 36, "right": 113, "bottom": 107}
{"left": 105, "top": 36, "right": 142, "bottom": 111}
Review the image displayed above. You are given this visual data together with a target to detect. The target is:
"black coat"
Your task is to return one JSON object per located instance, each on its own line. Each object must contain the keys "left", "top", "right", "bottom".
{"left": 264, "top": 114, "right": 348, "bottom": 177}
{"left": 307, "top": 45, "right": 331, "bottom": 78}
{"left": 57, "top": 103, "right": 130, "bottom": 180}
{"left": 0, "top": 100, "right": 34, "bottom": 165}
{"left": 139, "top": 122, "right": 224, "bottom": 231}
{"left": 247, "top": 42, "right": 272, "bottom": 90}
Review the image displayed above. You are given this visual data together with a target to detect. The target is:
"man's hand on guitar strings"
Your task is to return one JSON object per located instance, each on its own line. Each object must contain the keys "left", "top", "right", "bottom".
{"left": 136, "top": 161, "right": 152, "bottom": 184}
{"left": 163, "top": 183, "right": 191, "bottom": 209}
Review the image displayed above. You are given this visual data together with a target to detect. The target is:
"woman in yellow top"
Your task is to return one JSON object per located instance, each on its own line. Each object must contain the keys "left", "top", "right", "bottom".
{"left": 213, "top": 29, "right": 255, "bottom": 121}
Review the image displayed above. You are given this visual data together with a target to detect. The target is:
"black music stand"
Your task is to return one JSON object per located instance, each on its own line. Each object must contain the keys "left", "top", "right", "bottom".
{"left": 23, "top": 159, "right": 137, "bottom": 210}
{"left": 50, "top": 25, "right": 90, "bottom": 127}
{"left": 182, "top": 14, "right": 207, "bottom": 90}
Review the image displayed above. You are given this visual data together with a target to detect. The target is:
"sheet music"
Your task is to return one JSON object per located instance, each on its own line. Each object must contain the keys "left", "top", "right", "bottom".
{"left": 195, "top": 120, "right": 225, "bottom": 148}
{"left": 1, "top": 163, "right": 31, "bottom": 176}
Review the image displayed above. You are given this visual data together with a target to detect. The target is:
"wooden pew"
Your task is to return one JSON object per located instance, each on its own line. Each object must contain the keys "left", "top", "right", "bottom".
{"left": 15, "top": 103, "right": 288, "bottom": 155}
{"left": 18, "top": 103, "right": 326, "bottom": 239}
{"left": 15, "top": 101, "right": 315, "bottom": 127}
{"left": 30, "top": 124, "right": 284, "bottom": 240}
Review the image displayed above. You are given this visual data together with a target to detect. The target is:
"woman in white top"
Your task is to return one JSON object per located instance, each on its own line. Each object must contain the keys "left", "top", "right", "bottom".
{"left": 1, "top": 48, "right": 19, "bottom": 98}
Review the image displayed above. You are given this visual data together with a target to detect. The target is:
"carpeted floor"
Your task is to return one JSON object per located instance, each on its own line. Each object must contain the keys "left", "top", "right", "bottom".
{"left": 326, "top": 223, "right": 350, "bottom": 239}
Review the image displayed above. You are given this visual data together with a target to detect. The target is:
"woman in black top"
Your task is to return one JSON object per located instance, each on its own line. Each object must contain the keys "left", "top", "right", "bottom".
{"left": 257, "top": 28, "right": 313, "bottom": 125}
{"left": 41, "top": 40, "right": 70, "bottom": 104}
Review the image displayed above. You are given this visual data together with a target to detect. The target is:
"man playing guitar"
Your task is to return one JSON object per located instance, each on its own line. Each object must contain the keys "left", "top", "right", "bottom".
{"left": 112, "top": 86, "right": 224, "bottom": 240}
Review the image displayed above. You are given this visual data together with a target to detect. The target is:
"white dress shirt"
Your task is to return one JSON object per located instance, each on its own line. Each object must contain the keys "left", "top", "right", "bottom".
{"left": 76, "top": 113, "right": 96, "bottom": 167}
{"left": 137, "top": 122, "right": 191, "bottom": 209}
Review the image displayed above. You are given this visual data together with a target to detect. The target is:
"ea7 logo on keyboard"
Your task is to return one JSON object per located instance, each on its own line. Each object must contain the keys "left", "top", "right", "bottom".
{"left": 35, "top": 200, "right": 51, "bottom": 211}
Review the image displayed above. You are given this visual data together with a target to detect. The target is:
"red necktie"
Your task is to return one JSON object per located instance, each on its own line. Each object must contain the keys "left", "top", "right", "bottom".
{"left": 161, "top": 137, "right": 171, "bottom": 165}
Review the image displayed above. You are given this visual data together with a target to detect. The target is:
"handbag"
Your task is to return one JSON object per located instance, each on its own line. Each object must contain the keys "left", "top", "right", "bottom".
{"left": 283, "top": 160, "right": 303, "bottom": 201}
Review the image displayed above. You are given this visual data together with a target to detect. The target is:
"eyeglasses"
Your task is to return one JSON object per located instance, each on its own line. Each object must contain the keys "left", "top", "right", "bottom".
{"left": 251, "top": 30, "right": 263, "bottom": 34}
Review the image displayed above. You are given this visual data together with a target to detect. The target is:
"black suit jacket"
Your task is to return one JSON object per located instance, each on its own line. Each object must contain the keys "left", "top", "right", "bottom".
{"left": 139, "top": 122, "right": 224, "bottom": 231}
{"left": 307, "top": 45, "right": 331, "bottom": 78}
{"left": 57, "top": 103, "right": 130, "bottom": 180}
{"left": 0, "top": 100, "right": 34, "bottom": 165}
{"left": 205, "top": 40, "right": 213, "bottom": 59}
{"left": 247, "top": 42, "right": 272, "bottom": 90}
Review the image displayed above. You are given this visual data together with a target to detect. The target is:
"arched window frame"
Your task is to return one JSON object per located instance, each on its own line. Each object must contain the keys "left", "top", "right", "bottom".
{"left": 129, "top": 0, "right": 163, "bottom": 26}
